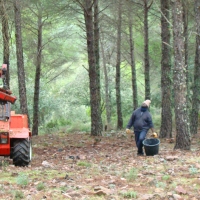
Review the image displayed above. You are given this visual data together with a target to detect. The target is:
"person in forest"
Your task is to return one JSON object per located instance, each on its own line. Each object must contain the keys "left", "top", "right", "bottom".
{"left": 126, "top": 99, "right": 157, "bottom": 156}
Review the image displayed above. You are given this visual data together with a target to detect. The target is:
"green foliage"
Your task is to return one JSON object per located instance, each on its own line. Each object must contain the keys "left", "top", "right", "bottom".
{"left": 123, "top": 168, "right": 138, "bottom": 181}
{"left": 13, "top": 190, "right": 24, "bottom": 200}
{"left": 189, "top": 166, "right": 198, "bottom": 174}
{"left": 169, "top": 182, "right": 177, "bottom": 190}
{"left": 36, "top": 182, "right": 45, "bottom": 191}
{"left": 150, "top": 107, "right": 162, "bottom": 129}
{"left": 46, "top": 120, "right": 59, "bottom": 129}
{"left": 77, "top": 161, "right": 92, "bottom": 168}
{"left": 120, "top": 190, "right": 137, "bottom": 199}
{"left": 10, "top": 14, "right": 164, "bottom": 132}
{"left": 66, "top": 121, "right": 91, "bottom": 133}
{"left": 7, "top": 0, "right": 195, "bottom": 135}
{"left": 156, "top": 181, "right": 166, "bottom": 188}
{"left": 86, "top": 107, "right": 91, "bottom": 117}
{"left": 162, "top": 174, "right": 170, "bottom": 181}
{"left": 0, "top": 160, "right": 9, "bottom": 171}
{"left": 46, "top": 118, "right": 71, "bottom": 129}
{"left": 16, "top": 173, "right": 29, "bottom": 187}
{"left": 60, "top": 185, "right": 69, "bottom": 193}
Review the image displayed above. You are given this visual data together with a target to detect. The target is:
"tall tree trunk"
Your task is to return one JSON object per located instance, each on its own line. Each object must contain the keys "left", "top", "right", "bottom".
{"left": 0, "top": 0, "right": 10, "bottom": 88}
{"left": 128, "top": 14, "right": 138, "bottom": 110}
{"left": 160, "top": 0, "right": 172, "bottom": 138}
{"left": 83, "top": 0, "right": 102, "bottom": 136}
{"left": 116, "top": 0, "right": 123, "bottom": 129}
{"left": 32, "top": 6, "right": 42, "bottom": 136}
{"left": 93, "top": 0, "right": 102, "bottom": 132}
{"left": 143, "top": 0, "right": 152, "bottom": 100}
{"left": 13, "top": 0, "right": 29, "bottom": 122}
{"left": 100, "top": 34, "right": 111, "bottom": 130}
{"left": 171, "top": 0, "right": 190, "bottom": 150}
{"left": 182, "top": 0, "right": 190, "bottom": 110}
{"left": 190, "top": 0, "right": 200, "bottom": 135}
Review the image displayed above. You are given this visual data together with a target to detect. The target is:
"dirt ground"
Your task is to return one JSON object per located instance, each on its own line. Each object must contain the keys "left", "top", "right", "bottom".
{"left": 0, "top": 131, "right": 200, "bottom": 200}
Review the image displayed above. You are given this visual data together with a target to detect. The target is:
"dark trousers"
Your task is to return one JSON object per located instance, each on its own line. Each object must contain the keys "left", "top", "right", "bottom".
{"left": 134, "top": 130, "right": 148, "bottom": 154}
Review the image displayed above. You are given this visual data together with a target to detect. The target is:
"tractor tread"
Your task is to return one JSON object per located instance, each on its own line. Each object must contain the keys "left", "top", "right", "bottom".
{"left": 12, "top": 139, "right": 31, "bottom": 166}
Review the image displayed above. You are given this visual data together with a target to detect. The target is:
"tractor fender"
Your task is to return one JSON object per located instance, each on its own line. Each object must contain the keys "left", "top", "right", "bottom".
{"left": 9, "top": 128, "right": 31, "bottom": 139}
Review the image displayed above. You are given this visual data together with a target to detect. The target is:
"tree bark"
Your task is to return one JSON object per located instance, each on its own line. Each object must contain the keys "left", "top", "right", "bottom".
{"left": 171, "top": 0, "right": 190, "bottom": 150}
{"left": 94, "top": 0, "right": 102, "bottom": 132}
{"left": 115, "top": 0, "right": 123, "bottom": 129}
{"left": 13, "top": 0, "right": 29, "bottom": 122}
{"left": 143, "top": 0, "right": 151, "bottom": 100}
{"left": 32, "top": 5, "right": 42, "bottom": 136}
{"left": 0, "top": 0, "right": 10, "bottom": 88}
{"left": 83, "top": 0, "right": 102, "bottom": 136}
{"left": 182, "top": 0, "right": 190, "bottom": 111}
{"left": 128, "top": 13, "right": 138, "bottom": 110}
{"left": 160, "top": 0, "right": 172, "bottom": 138}
{"left": 100, "top": 33, "right": 111, "bottom": 130}
{"left": 190, "top": 0, "right": 200, "bottom": 135}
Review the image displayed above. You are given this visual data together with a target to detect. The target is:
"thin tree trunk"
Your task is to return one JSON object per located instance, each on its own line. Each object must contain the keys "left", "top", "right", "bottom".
{"left": 116, "top": 0, "right": 123, "bottom": 129}
{"left": 13, "top": 0, "right": 29, "bottom": 122}
{"left": 128, "top": 15, "right": 138, "bottom": 110}
{"left": 171, "top": 0, "right": 190, "bottom": 150}
{"left": 100, "top": 34, "right": 111, "bottom": 130}
{"left": 32, "top": 6, "right": 42, "bottom": 136}
{"left": 190, "top": 0, "right": 200, "bottom": 135}
{"left": 160, "top": 0, "right": 172, "bottom": 138}
{"left": 143, "top": 0, "right": 152, "bottom": 100}
{"left": 182, "top": 0, "right": 190, "bottom": 110}
{"left": 84, "top": 0, "right": 101, "bottom": 136}
{"left": 94, "top": 0, "right": 102, "bottom": 132}
{"left": 0, "top": 0, "right": 10, "bottom": 88}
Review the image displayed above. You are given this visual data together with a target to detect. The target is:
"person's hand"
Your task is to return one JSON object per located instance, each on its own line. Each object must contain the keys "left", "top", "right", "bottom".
{"left": 126, "top": 129, "right": 132, "bottom": 135}
{"left": 151, "top": 132, "right": 158, "bottom": 138}
{"left": 126, "top": 129, "right": 133, "bottom": 140}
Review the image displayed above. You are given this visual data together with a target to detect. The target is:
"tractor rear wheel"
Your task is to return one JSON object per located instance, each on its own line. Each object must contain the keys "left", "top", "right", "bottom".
{"left": 12, "top": 139, "right": 32, "bottom": 166}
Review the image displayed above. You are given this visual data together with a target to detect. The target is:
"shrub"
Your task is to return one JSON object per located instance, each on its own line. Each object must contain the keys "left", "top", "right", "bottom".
{"left": 36, "top": 182, "right": 45, "bottom": 191}
{"left": 14, "top": 190, "right": 24, "bottom": 199}
{"left": 162, "top": 174, "right": 170, "bottom": 181}
{"left": 189, "top": 165, "right": 198, "bottom": 174}
{"left": 16, "top": 173, "right": 29, "bottom": 187}
{"left": 124, "top": 168, "right": 138, "bottom": 181}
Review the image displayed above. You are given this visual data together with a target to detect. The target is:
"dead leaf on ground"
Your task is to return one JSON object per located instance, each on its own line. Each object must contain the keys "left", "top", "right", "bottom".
{"left": 175, "top": 185, "right": 187, "bottom": 195}
{"left": 165, "top": 156, "right": 179, "bottom": 161}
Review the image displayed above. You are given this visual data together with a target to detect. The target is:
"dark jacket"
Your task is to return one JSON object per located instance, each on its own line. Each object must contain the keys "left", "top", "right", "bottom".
{"left": 126, "top": 107, "right": 154, "bottom": 132}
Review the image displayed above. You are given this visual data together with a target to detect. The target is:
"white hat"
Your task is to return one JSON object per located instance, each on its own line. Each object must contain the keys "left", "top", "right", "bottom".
{"left": 143, "top": 99, "right": 151, "bottom": 107}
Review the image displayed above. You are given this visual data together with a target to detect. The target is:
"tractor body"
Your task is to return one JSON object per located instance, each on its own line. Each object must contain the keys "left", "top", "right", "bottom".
{"left": 0, "top": 64, "right": 32, "bottom": 166}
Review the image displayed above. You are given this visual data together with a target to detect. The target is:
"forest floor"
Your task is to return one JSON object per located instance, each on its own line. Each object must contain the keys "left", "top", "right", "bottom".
{"left": 0, "top": 131, "right": 200, "bottom": 200}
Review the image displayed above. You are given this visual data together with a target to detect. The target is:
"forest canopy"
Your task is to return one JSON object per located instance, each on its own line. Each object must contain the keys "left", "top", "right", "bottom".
{"left": 0, "top": 0, "right": 199, "bottom": 149}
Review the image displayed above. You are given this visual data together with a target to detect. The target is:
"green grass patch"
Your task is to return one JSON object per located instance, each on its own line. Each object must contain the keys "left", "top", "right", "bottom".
{"left": 123, "top": 168, "right": 138, "bottom": 181}
{"left": 77, "top": 161, "right": 92, "bottom": 168}
{"left": 16, "top": 173, "right": 29, "bottom": 187}
{"left": 156, "top": 181, "right": 166, "bottom": 188}
{"left": 28, "top": 169, "right": 66, "bottom": 181}
{"left": 189, "top": 166, "right": 198, "bottom": 175}
{"left": 13, "top": 190, "right": 24, "bottom": 200}
{"left": 120, "top": 190, "right": 137, "bottom": 199}
{"left": 36, "top": 182, "right": 45, "bottom": 191}
{"left": 0, "top": 172, "right": 16, "bottom": 184}
{"left": 162, "top": 174, "right": 170, "bottom": 181}
{"left": 169, "top": 181, "right": 177, "bottom": 190}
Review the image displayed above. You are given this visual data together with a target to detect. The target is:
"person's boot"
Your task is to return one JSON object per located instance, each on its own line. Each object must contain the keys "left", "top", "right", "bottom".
{"left": 137, "top": 151, "right": 144, "bottom": 156}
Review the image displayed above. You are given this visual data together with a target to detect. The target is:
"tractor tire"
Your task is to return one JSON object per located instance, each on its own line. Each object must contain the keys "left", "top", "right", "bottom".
{"left": 12, "top": 139, "right": 32, "bottom": 167}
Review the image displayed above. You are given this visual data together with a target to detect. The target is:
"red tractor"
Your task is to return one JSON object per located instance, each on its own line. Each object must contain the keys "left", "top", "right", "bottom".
{"left": 0, "top": 64, "right": 32, "bottom": 166}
